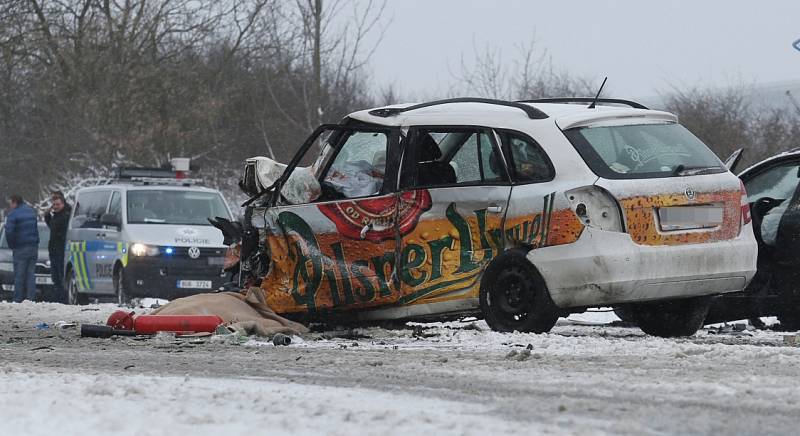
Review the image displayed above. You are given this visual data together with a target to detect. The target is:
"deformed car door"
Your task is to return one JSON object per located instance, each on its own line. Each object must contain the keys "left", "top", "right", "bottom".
{"left": 394, "top": 126, "right": 513, "bottom": 314}
{"left": 254, "top": 125, "right": 403, "bottom": 316}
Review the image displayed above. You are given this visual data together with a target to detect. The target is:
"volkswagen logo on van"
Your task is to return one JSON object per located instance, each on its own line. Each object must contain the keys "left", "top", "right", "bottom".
{"left": 187, "top": 247, "right": 201, "bottom": 259}
{"left": 685, "top": 186, "right": 696, "bottom": 201}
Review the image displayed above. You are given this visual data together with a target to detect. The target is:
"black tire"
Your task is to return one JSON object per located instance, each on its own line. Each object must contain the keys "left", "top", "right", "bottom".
{"left": 630, "top": 297, "right": 711, "bottom": 337}
{"left": 66, "top": 268, "right": 88, "bottom": 305}
{"left": 479, "top": 248, "right": 559, "bottom": 333}
{"left": 114, "top": 267, "right": 131, "bottom": 306}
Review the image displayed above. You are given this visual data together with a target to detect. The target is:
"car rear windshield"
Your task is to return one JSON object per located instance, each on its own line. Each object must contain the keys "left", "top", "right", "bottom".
{"left": 127, "top": 190, "right": 230, "bottom": 225}
{"left": 563, "top": 122, "right": 725, "bottom": 179}
{"left": 0, "top": 225, "right": 50, "bottom": 249}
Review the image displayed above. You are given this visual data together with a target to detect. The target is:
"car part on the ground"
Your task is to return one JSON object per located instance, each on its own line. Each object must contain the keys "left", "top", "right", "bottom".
{"left": 80, "top": 324, "right": 138, "bottom": 338}
{"left": 272, "top": 333, "right": 292, "bottom": 346}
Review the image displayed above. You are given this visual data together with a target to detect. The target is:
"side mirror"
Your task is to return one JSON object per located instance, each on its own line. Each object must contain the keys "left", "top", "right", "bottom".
{"left": 724, "top": 148, "right": 744, "bottom": 173}
{"left": 100, "top": 213, "right": 121, "bottom": 228}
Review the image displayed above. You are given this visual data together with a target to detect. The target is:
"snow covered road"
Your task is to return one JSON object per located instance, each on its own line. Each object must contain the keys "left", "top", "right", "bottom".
{"left": 1, "top": 302, "right": 799, "bottom": 435}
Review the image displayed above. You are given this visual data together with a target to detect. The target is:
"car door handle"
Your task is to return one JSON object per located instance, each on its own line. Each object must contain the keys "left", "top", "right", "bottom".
{"left": 96, "top": 233, "right": 106, "bottom": 239}
{"left": 487, "top": 205, "right": 503, "bottom": 214}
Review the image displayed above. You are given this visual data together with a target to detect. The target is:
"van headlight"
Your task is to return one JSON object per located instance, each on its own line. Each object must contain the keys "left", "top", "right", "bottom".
{"left": 130, "top": 243, "right": 160, "bottom": 257}
{"left": 0, "top": 262, "right": 12, "bottom": 272}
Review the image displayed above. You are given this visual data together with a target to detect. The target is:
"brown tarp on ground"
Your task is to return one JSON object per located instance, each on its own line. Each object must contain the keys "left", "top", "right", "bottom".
{"left": 151, "top": 287, "right": 309, "bottom": 337}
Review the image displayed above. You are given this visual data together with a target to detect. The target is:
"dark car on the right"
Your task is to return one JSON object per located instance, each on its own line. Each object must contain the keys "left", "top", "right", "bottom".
{"left": 706, "top": 149, "right": 800, "bottom": 328}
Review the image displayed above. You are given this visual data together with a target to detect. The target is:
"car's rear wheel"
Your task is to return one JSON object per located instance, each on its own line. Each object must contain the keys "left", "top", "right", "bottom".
{"left": 66, "top": 268, "right": 88, "bottom": 305}
{"left": 631, "top": 296, "right": 711, "bottom": 337}
{"left": 114, "top": 267, "right": 131, "bottom": 306}
{"left": 480, "top": 249, "right": 559, "bottom": 333}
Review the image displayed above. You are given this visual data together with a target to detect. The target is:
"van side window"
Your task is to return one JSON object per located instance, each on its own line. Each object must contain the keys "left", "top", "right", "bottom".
{"left": 72, "top": 191, "right": 111, "bottom": 229}
{"left": 498, "top": 130, "right": 554, "bottom": 183}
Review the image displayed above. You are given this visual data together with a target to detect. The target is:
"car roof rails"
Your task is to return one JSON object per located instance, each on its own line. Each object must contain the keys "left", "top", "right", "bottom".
{"left": 368, "top": 97, "right": 549, "bottom": 120}
{"left": 517, "top": 98, "right": 649, "bottom": 110}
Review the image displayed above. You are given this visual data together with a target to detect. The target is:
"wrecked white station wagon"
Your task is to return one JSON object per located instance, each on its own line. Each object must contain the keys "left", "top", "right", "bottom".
{"left": 239, "top": 97, "right": 758, "bottom": 337}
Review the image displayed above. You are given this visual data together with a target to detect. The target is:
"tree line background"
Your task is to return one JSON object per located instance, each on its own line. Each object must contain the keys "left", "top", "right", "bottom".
{"left": 1, "top": 0, "right": 798, "bottom": 209}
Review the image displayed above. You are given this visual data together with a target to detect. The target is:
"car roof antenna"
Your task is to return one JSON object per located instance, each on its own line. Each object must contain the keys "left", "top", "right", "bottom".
{"left": 588, "top": 77, "right": 608, "bottom": 109}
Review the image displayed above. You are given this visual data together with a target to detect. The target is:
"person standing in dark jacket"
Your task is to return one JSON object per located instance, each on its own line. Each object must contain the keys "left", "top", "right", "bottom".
{"left": 5, "top": 195, "right": 40, "bottom": 302}
{"left": 44, "top": 191, "right": 71, "bottom": 303}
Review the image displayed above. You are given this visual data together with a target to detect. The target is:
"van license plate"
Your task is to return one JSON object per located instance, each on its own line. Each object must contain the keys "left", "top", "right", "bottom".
{"left": 35, "top": 276, "right": 53, "bottom": 285}
{"left": 177, "top": 280, "right": 212, "bottom": 289}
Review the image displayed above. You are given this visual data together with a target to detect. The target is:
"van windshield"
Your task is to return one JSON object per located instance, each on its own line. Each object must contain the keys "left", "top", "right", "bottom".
{"left": 564, "top": 122, "right": 725, "bottom": 179}
{"left": 126, "top": 190, "right": 230, "bottom": 225}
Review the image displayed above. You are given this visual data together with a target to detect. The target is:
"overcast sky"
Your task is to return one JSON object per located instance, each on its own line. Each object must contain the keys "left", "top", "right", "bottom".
{"left": 353, "top": 0, "right": 800, "bottom": 100}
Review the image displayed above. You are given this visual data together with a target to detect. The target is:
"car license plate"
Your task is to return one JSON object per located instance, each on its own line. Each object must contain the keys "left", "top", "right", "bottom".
{"left": 35, "top": 276, "right": 53, "bottom": 285}
{"left": 177, "top": 280, "right": 212, "bottom": 289}
{"left": 658, "top": 205, "right": 724, "bottom": 231}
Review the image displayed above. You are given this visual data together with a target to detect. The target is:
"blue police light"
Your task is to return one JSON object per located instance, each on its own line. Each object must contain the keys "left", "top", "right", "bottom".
{"left": 165, "top": 247, "right": 174, "bottom": 255}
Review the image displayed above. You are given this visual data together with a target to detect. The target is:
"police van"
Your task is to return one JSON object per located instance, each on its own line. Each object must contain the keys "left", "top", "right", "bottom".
{"left": 65, "top": 166, "right": 234, "bottom": 305}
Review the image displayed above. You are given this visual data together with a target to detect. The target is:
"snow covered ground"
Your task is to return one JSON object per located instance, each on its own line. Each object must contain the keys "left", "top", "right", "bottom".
{"left": 1, "top": 301, "right": 800, "bottom": 435}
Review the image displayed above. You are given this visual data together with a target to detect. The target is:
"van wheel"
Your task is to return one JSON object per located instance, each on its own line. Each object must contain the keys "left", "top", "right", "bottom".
{"left": 631, "top": 297, "right": 711, "bottom": 337}
{"left": 66, "top": 268, "right": 88, "bottom": 305}
{"left": 114, "top": 267, "right": 131, "bottom": 306}
{"left": 480, "top": 249, "right": 559, "bottom": 333}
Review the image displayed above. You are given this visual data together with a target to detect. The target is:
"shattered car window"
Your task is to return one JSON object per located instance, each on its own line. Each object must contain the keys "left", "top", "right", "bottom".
{"left": 449, "top": 132, "right": 502, "bottom": 183}
{"left": 321, "top": 131, "right": 387, "bottom": 199}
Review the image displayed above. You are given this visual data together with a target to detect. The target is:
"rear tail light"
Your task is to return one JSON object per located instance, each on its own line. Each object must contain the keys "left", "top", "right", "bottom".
{"left": 565, "top": 186, "right": 625, "bottom": 232}
{"left": 740, "top": 180, "right": 752, "bottom": 230}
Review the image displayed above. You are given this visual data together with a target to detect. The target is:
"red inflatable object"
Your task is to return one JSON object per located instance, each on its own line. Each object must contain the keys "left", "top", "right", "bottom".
{"left": 106, "top": 310, "right": 135, "bottom": 330}
{"left": 105, "top": 311, "right": 223, "bottom": 334}
{"left": 133, "top": 315, "right": 224, "bottom": 334}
